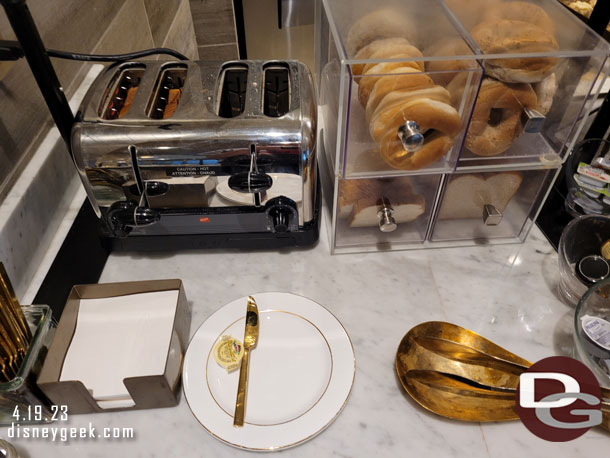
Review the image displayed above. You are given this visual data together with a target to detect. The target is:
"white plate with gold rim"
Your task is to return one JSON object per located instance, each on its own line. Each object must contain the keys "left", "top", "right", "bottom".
{"left": 182, "top": 292, "right": 355, "bottom": 451}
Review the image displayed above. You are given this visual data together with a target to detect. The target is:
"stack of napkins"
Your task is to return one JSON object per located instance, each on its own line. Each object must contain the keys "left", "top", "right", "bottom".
{"left": 60, "top": 290, "right": 179, "bottom": 409}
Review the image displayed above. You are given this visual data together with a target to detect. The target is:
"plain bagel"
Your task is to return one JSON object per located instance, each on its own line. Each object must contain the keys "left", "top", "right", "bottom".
{"left": 370, "top": 97, "right": 461, "bottom": 143}
{"left": 464, "top": 77, "right": 537, "bottom": 157}
{"left": 357, "top": 65, "right": 433, "bottom": 108}
{"left": 374, "top": 98, "right": 462, "bottom": 170}
{"left": 471, "top": 19, "right": 559, "bottom": 83}
{"left": 481, "top": 1, "right": 556, "bottom": 35}
{"left": 352, "top": 38, "right": 422, "bottom": 75}
{"left": 533, "top": 73, "right": 557, "bottom": 115}
{"left": 424, "top": 38, "right": 477, "bottom": 86}
{"left": 346, "top": 9, "right": 418, "bottom": 55}
{"left": 363, "top": 67, "right": 435, "bottom": 117}
{"left": 444, "top": 0, "right": 502, "bottom": 29}
{"left": 366, "top": 85, "right": 451, "bottom": 123}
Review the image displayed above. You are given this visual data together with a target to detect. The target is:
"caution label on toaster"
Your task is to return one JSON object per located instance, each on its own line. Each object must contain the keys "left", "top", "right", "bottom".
{"left": 165, "top": 166, "right": 217, "bottom": 177}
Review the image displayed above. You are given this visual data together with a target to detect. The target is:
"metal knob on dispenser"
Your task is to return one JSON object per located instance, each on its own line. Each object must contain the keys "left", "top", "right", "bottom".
{"left": 483, "top": 204, "right": 503, "bottom": 226}
{"left": 521, "top": 107, "right": 546, "bottom": 134}
{"left": 397, "top": 121, "right": 424, "bottom": 153}
{"left": 377, "top": 199, "right": 397, "bottom": 233}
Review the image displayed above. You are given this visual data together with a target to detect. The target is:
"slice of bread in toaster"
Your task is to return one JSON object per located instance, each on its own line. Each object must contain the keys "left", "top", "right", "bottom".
{"left": 119, "top": 87, "right": 138, "bottom": 118}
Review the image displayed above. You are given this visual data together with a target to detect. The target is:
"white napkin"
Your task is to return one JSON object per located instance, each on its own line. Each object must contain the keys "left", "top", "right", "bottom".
{"left": 60, "top": 290, "right": 179, "bottom": 408}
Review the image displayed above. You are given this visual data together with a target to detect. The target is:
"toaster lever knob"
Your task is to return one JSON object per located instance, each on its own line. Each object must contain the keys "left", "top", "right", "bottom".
{"left": 228, "top": 172, "right": 273, "bottom": 194}
{"left": 107, "top": 201, "right": 160, "bottom": 237}
{"left": 145, "top": 181, "right": 169, "bottom": 196}
{"left": 266, "top": 196, "right": 298, "bottom": 233}
{"left": 271, "top": 209, "right": 290, "bottom": 233}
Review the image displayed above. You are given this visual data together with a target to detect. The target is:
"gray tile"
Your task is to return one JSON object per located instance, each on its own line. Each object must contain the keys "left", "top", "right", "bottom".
{"left": 143, "top": 0, "right": 183, "bottom": 47}
{"left": 163, "top": 0, "right": 199, "bottom": 60}
{"left": 0, "top": 0, "right": 127, "bottom": 98}
{"left": 0, "top": 0, "right": 125, "bottom": 195}
{"left": 0, "top": 30, "right": 14, "bottom": 82}
{"left": 66, "top": 1, "right": 156, "bottom": 99}
{"left": 0, "top": 0, "right": 155, "bottom": 195}
{"left": 93, "top": 0, "right": 155, "bottom": 55}
{"left": 189, "top": 0, "right": 237, "bottom": 46}
{"left": 197, "top": 43, "right": 238, "bottom": 60}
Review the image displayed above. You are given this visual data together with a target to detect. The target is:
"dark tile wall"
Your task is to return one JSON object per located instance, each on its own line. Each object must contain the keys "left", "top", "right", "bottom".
{"left": 161, "top": 0, "right": 199, "bottom": 60}
{"left": 144, "top": 0, "right": 184, "bottom": 46}
{"left": 0, "top": 0, "right": 197, "bottom": 199}
{"left": 197, "top": 42, "right": 239, "bottom": 59}
{"left": 189, "top": 0, "right": 238, "bottom": 60}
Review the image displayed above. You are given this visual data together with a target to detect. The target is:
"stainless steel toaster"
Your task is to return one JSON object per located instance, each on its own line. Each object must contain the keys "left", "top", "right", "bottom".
{"left": 71, "top": 59, "right": 319, "bottom": 249}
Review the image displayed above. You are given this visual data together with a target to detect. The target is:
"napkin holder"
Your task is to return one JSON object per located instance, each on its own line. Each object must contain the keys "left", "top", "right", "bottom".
{"left": 37, "top": 279, "right": 190, "bottom": 414}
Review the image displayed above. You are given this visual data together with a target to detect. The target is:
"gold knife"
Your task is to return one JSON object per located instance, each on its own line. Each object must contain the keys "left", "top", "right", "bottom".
{"left": 233, "top": 296, "right": 259, "bottom": 427}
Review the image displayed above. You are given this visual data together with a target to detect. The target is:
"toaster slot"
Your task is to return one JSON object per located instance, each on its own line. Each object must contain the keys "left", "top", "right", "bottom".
{"left": 147, "top": 65, "right": 187, "bottom": 119}
{"left": 100, "top": 65, "right": 145, "bottom": 120}
{"left": 218, "top": 64, "right": 248, "bottom": 118}
{"left": 263, "top": 63, "right": 290, "bottom": 117}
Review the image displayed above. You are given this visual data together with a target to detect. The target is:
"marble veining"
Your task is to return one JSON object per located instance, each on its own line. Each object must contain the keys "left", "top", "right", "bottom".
{"left": 0, "top": 65, "right": 103, "bottom": 300}
{"left": 1, "top": 212, "right": 605, "bottom": 457}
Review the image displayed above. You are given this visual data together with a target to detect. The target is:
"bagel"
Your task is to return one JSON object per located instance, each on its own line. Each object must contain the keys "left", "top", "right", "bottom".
{"left": 532, "top": 73, "right": 557, "bottom": 115}
{"left": 361, "top": 67, "right": 435, "bottom": 114}
{"left": 359, "top": 58, "right": 423, "bottom": 82}
{"left": 424, "top": 38, "right": 477, "bottom": 86}
{"left": 361, "top": 47, "right": 425, "bottom": 73}
{"left": 471, "top": 19, "right": 559, "bottom": 83}
{"left": 347, "top": 28, "right": 462, "bottom": 171}
{"left": 370, "top": 97, "right": 462, "bottom": 143}
{"left": 352, "top": 38, "right": 422, "bottom": 75}
{"left": 366, "top": 85, "right": 451, "bottom": 122}
{"left": 444, "top": 0, "right": 502, "bottom": 29}
{"left": 346, "top": 9, "right": 418, "bottom": 55}
{"left": 358, "top": 65, "right": 426, "bottom": 108}
{"left": 374, "top": 98, "right": 462, "bottom": 170}
{"left": 481, "top": 1, "right": 556, "bottom": 35}
{"left": 464, "top": 77, "right": 537, "bottom": 157}
{"left": 380, "top": 130, "right": 455, "bottom": 171}
{"left": 356, "top": 48, "right": 426, "bottom": 108}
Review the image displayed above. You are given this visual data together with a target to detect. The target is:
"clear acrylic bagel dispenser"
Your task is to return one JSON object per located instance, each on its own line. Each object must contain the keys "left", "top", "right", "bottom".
{"left": 316, "top": 0, "right": 610, "bottom": 254}
{"left": 429, "top": 165, "right": 560, "bottom": 245}
{"left": 316, "top": 0, "right": 483, "bottom": 253}
{"left": 444, "top": 0, "right": 610, "bottom": 169}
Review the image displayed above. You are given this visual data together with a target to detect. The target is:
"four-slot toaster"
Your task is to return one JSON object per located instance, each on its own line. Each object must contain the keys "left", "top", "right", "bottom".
{"left": 71, "top": 59, "right": 319, "bottom": 249}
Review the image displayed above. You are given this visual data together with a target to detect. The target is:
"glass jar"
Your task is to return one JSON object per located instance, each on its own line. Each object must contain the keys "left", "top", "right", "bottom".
{"left": 558, "top": 215, "right": 610, "bottom": 306}
{"left": 0, "top": 305, "right": 54, "bottom": 426}
{"left": 574, "top": 278, "right": 610, "bottom": 387}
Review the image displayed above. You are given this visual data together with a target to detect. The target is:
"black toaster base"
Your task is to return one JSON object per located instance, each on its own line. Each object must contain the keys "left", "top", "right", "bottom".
{"left": 102, "top": 178, "right": 321, "bottom": 251}
{"left": 102, "top": 219, "right": 320, "bottom": 252}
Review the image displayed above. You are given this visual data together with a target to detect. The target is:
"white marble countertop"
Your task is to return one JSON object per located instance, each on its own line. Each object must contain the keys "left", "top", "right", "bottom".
{"left": 3, "top": 219, "right": 608, "bottom": 457}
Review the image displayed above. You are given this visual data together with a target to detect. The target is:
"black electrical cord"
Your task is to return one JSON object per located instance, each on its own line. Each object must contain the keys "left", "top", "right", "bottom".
{"left": 47, "top": 47, "right": 188, "bottom": 62}
{"left": 0, "top": 40, "right": 188, "bottom": 62}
